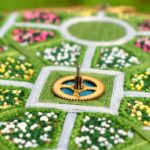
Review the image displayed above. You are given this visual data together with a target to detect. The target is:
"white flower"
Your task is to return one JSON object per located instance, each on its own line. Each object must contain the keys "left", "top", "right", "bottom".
{"left": 110, "top": 128, "right": 115, "bottom": 133}
{"left": 26, "top": 133, "right": 31, "bottom": 138}
{"left": 38, "top": 112, "right": 43, "bottom": 116}
{"left": 40, "top": 116, "right": 49, "bottom": 122}
{"left": 44, "top": 126, "right": 52, "bottom": 132}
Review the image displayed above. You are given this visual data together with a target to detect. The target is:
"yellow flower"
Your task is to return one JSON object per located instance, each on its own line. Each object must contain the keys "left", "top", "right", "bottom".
{"left": 143, "top": 121, "right": 148, "bottom": 126}
{"left": 136, "top": 111, "right": 142, "bottom": 117}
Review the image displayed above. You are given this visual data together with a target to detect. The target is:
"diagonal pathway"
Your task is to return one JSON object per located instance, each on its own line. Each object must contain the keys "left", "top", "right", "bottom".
{"left": 0, "top": 12, "right": 19, "bottom": 38}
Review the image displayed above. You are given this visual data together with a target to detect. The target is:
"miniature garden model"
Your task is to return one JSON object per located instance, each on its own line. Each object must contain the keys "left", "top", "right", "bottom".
{"left": 52, "top": 65, "right": 105, "bottom": 101}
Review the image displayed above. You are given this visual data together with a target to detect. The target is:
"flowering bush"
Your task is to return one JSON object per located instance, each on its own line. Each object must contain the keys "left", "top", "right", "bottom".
{"left": 0, "top": 57, "right": 34, "bottom": 81}
{"left": 138, "top": 20, "right": 150, "bottom": 31}
{"left": 36, "top": 42, "right": 81, "bottom": 66}
{"left": 22, "top": 11, "right": 61, "bottom": 24}
{"left": 0, "top": 45, "right": 8, "bottom": 53}
{"left": 129, "top": 70, "right": 150, "bottom": 91}
{"left": 96, "top": 47, "right": 140, "bottom": 69}
{"left": 135, "top": 37, "right": 150, "bottom": 53}
{"left": 12, "top": 28, "right": 55, "bottom": 46}
{"left": 0, "top": 111, "right": 58, "bottom": 149}
{"left": 74, "top": 116, "right": 130, "bottom": 150}
{"left": 0, "top": 89, "right": 25, "bottom": 109}
{"left": 127, "top": 100, "right": 150, "bottom": 127}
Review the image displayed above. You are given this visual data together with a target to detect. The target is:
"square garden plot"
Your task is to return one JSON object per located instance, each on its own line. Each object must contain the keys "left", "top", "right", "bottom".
{"left": 26, "top": 66, "right": 124, "bottom": 114}
{"left": 39, "top": 71, "right": 114, "bottom": 107}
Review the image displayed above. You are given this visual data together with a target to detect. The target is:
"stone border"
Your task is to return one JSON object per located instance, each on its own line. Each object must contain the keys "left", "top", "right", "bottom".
{"left": 60, "top": 16, "right": 136, "bottom": 46}
{"left": 26, "top": 66, "right": 124, "bottom": 114}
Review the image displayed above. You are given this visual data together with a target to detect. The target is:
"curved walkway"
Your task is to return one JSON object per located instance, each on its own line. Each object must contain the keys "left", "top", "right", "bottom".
{"left": 60, "top": 15, "right": 136, "bottom": 46}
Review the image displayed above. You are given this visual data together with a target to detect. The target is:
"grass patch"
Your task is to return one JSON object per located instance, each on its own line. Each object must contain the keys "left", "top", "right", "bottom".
{"left": 39, "top": 71, "right": 114, "bottom": 107}
{"left": 68, "top": 21, "right": 126, "bottom": 41}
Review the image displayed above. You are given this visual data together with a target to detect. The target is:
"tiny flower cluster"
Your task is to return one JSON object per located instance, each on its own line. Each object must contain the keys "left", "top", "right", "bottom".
{"left": 36, "top": 42, "right": 81, "bottom": 66}
{"left": 74, "top": 116, "right": 129, "bottom": 150}
{"left": 138, "top": 20, "right": 150, "bottom": 31}
{"left": 135, "top": 37, "right": 150, "bottom": 53}
{"left": 23, "top": 11, "right": 61, "bottom": 24}
{"left": 0, "top": 45, "right": 8, "bottom": 53}
{"left": 96, "top": 47, "right": 140, "bottom": 69}
{"left": 0, "top": 89, "right": 23, "bottom": 109}
{"left": 0, "top": 111, "right": 58, "bottom": 149}
{"left": 0, "top": 57, "right": 34, "bottom": 81}
{"left": 129, "top": 70, "right": 150, "bottom": 91}
{"left": 12, "top": 28, "right": 55, "bottom": 46}
{"left": 127, "top": 100, "right": 150, "bottom": 127}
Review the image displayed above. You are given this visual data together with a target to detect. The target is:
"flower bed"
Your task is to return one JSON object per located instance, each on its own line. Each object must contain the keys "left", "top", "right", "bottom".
{"left": 0, "top": 111, "right": 60, "bottom": 149}
{"left": 96, "top": 47, "right": 140, "bottom": 69}
{"left": 0, "top": 45, "right": 8, "bottom": 53}
{"left": 138, "top": 20, "right": 150, "bottom": 31}
{"left": 127, "top": 100, "right": 150, "bottom": 127}
{"left": 73, "top": 115, "right": 130, "bottom": 150}
{"left": 135, "top": 37, "right": 150, "bottom": 53}
{"left": 129, "top": 70, "right": 150, "bottom": 91}
{"left": 12, "top": 28, "right": 56, "bottom": 46}
{"left": 36, "top": 42, "right": 81, "bottom": 66}
{"left": 22, "top": 11, "right": 61, "bottom": 24}
{"left": 0, "top": 57, "right": 34, "bottom": 81}
{"left": 0, "top": 88, "right": 26, "bottom": 109}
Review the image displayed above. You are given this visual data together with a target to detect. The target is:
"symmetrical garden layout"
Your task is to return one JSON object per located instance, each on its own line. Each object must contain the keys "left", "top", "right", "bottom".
{"left": 0, "top": 7, "right": 150, "bottom": 150}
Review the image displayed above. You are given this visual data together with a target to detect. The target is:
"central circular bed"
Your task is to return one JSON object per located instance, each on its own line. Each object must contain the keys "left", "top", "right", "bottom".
{"left": 68, "top": 21, "right": 126, "bottom": 41}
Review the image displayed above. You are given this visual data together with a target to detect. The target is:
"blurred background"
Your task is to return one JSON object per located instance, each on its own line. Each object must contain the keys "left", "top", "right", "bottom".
{"left": 0, "top": 0, "right": 150, "bottom": 13}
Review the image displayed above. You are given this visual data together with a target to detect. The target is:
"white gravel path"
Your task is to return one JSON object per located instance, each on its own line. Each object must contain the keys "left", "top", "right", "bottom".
{"left": 0, "top": 80, "right": 33, "bottom": 89}
{"left": 124, "top": 91, "right": 150, "bottom": 98}
{"left": 136, "top": 31, "right": 150, "bottom": 36}
{"left": 14, "top": 22, "right": 60, "bottom": 31}
{"left": 57, "top": 113, "right": 77, "bottom": 150}
{"left": 0, "top": 12, "right": 19, "bottom": 38}
{"left": 81, "top": 46, "right": 96, "bottom": 68}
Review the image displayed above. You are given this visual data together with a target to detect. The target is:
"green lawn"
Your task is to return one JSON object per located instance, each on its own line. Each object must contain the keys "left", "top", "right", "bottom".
{"left": 39, "top": 71, "right": 114, "bottom": 107}
{"left": 68, "top": 21, "right": 126, "bottom": 41}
